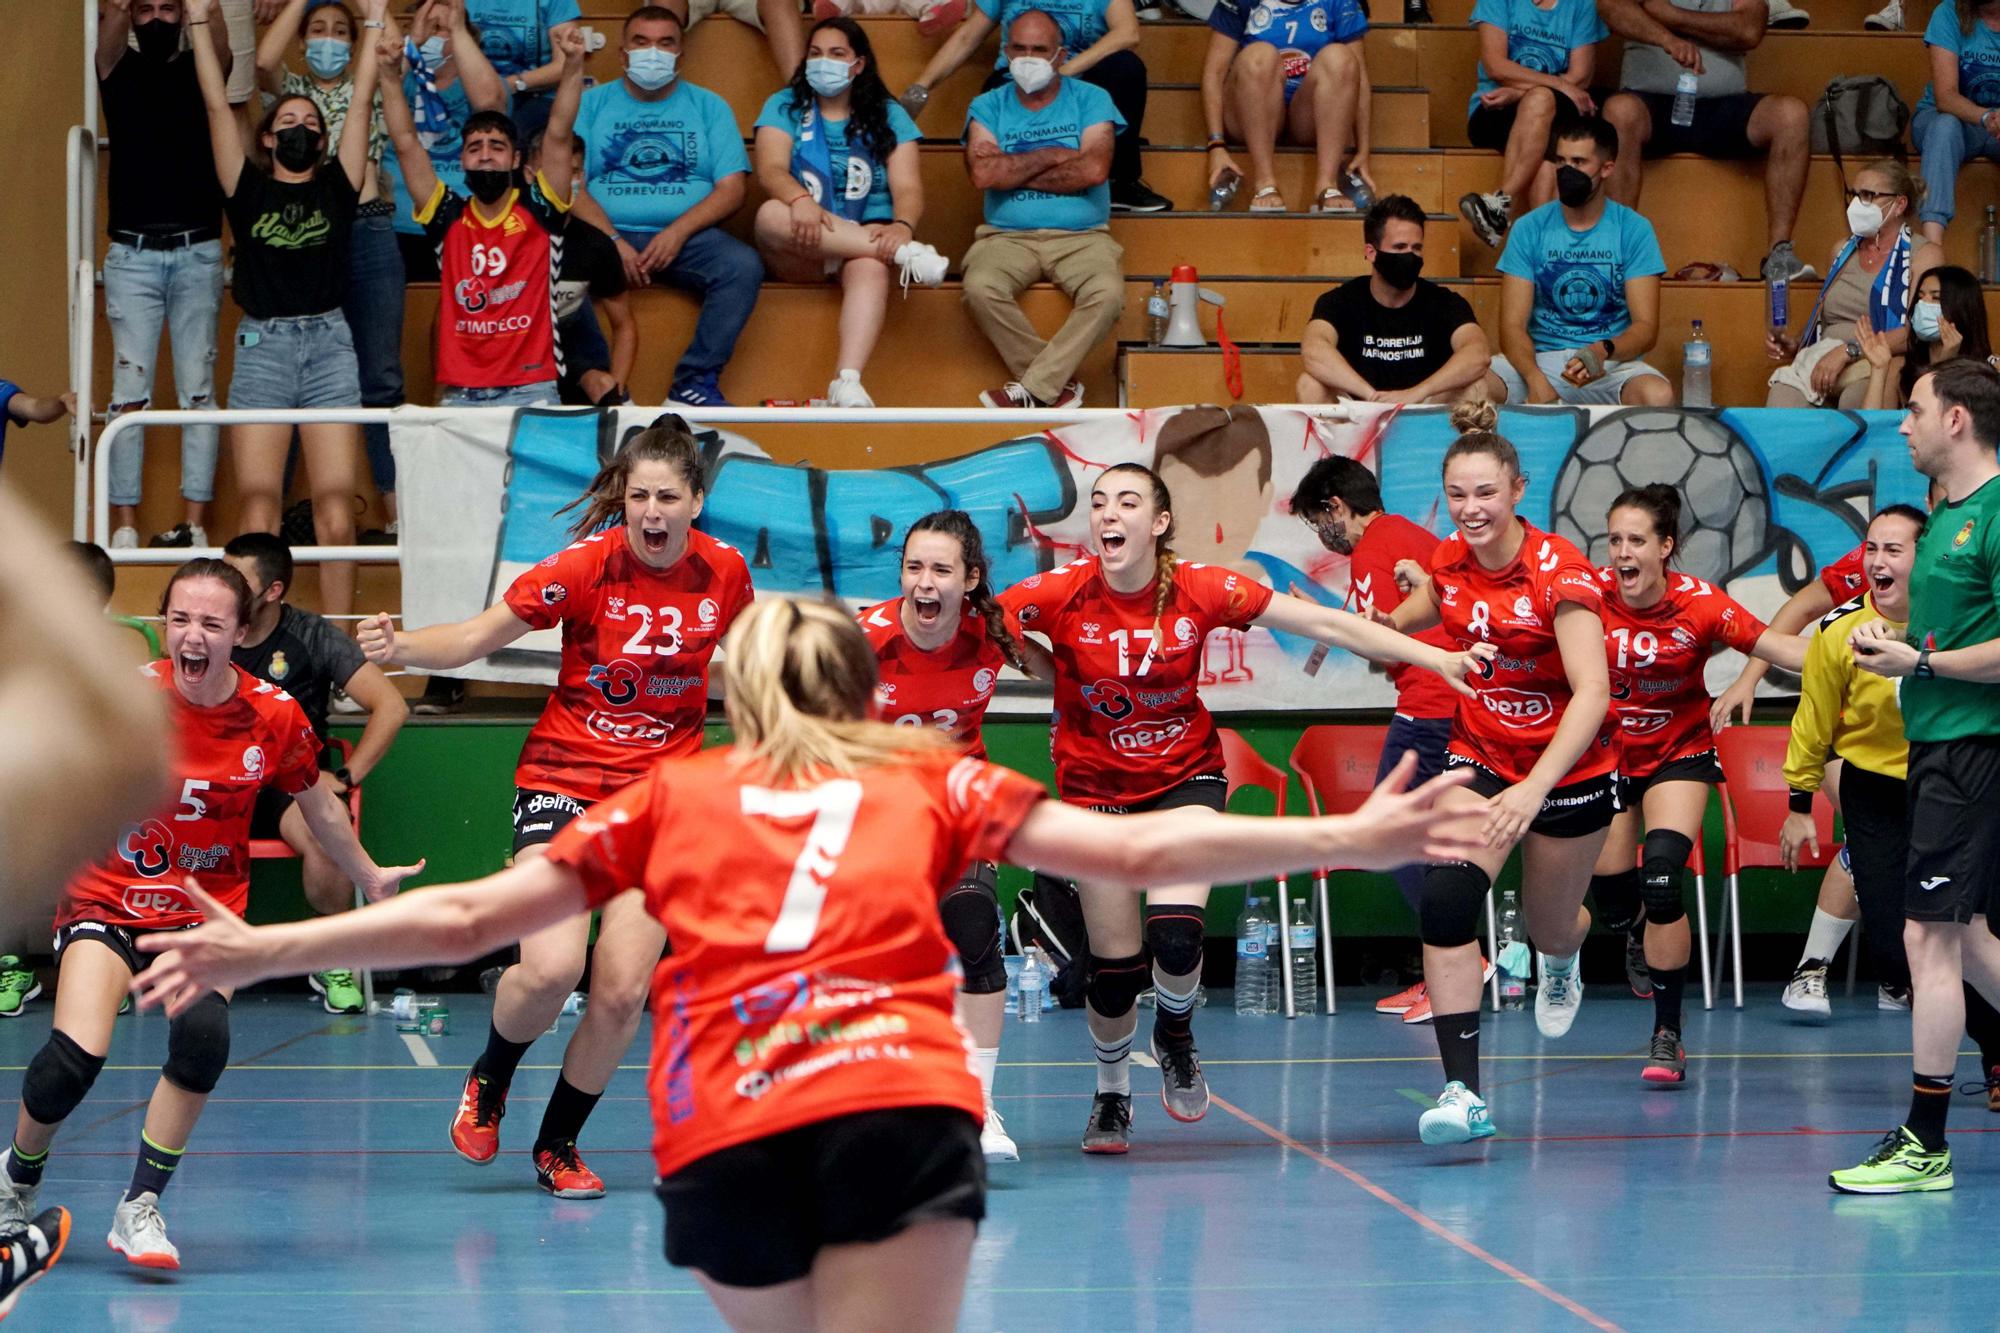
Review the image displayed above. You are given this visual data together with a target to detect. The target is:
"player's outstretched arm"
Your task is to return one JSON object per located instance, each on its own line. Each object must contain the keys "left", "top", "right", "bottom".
{"left": 1253, "top": 592, "right": 1494, "bottom": 695}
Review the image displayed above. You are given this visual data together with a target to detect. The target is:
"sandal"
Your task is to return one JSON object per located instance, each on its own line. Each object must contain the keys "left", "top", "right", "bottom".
{"left": 1248, "top": 186, "right": 1288, "bottom": 213}
{"left": 1312, "top": 187, "right": 1355, "bottom": 213}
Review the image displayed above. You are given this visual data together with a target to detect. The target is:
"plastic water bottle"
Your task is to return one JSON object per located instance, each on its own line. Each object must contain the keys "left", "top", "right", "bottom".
{"left": 1497, "top": 891, "right": 1527, "bottom": 1010}
{"left": 1983, "top": 206, "right": 1998, "bottom": 285}
{"left": 1670, "top": 71, "right": 1698, "bottom": 128}
{"left": 1287, "top": 895, "right": 1318, "bottom": 1016}
{"left": 1147, "top": 280, "right": 1169, "bottom": 344}
{"left": 1018, "top": 948, "right": 1045, "bottom": 1024}
{"left": 1343, "top": 168, "right": 1375, "bottom": 212}
{"left": 1767, "top": 275, "right": 1788, "bottom": 333}
{"left": 385, "top": 990, "right": 441, "bottom": 1030}
{"left": 1683, "top": 319, "right": 1712, "bottom": 408}
{"left": 1207, "top": 166, "right": 1242, "bottom": 212}
{"left": 1235, "top": 896, "right": 1272, "bottom": 1015}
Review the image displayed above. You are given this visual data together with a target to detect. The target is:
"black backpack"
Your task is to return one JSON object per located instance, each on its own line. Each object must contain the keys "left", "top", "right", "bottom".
{"left": 1008, "top": 873, "right": 1090, "bottom": 1008}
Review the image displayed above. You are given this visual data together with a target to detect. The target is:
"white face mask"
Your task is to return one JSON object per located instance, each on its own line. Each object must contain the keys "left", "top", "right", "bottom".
{"left": 626, "top": 47, "right": 678, "bottom": 91}
{"left": 1847, "top": 197, "right": 1886, "bottom": 238}
{"left": 1008, "top": 56, "right": 1056, "bottom": 94}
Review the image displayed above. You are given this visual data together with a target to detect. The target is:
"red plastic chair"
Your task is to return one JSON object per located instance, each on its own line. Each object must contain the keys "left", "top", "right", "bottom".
{"left": 1218, "top": 730, "right": 1310, "bottom": 1016}
{"left": 1716, "top": 727, "right": 1837, "bottom": 1010}
{"left": 251, "top": 738, "right": 373, "bottom": 1007}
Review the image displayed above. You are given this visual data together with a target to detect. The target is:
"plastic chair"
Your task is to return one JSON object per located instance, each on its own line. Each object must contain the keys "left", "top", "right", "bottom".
{"left": 250, "top": 738, "right": 374, "bottom": 1011}
{"left": 1286, "top": 725, "right": 1501, "bottom": 1013}
{"left": 1716, "top": 727, "right": 1837, "bottom": 1011}
{"left": 1217, "top": 730, "right": 1306, "bottom": 1017}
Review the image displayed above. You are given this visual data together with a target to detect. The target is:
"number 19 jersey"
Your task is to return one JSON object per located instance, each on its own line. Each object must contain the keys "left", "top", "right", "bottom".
{"left": 1598, "top": 570, "right": 1767, "bottom": 778}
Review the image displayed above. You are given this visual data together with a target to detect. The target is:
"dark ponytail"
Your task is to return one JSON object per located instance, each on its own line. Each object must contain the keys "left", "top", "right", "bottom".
{"left": 557, "top": 416, "right": 705, "bottom": 540}
{"left": 1609, "top": 483, "right": 1682, "bottom": 563}
{"left": 903, "top": 510, "right": 1029, "bottom": 672}
{"left": 1096, "top": 463, "right": 1178, "bottom": 629}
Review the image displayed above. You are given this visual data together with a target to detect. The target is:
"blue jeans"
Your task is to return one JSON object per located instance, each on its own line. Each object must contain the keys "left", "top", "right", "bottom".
{"left": 103, "top": 239, "right": 224, "bottom": 506}
{"left": 343, "top": 208, "right": 407, "bottom": 495}
{"left": 228, "top": 312, "right": 362, "bottom": 409}
{"left": 1372, "top": 713, "right": 1455, "bottom": 913}
{"left": 1914, "top": 105, "right": 2000, "bottom": 229}
{"left": 439, "top": 381, "right": 559, "bottom": 407}
{"left": 618, "top": 227, "right": 763, "bottom": 385}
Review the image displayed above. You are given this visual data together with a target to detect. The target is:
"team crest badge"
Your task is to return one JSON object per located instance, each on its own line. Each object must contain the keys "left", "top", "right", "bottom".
{"left": 269, "top": 651, "right": 289, "bottom": 680}
{"left": 1955, "top": 520, "right": 1975, "bottom": 549}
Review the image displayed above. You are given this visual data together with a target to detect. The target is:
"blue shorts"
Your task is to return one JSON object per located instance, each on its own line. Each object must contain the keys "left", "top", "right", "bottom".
{"left": 228, "top": 312, "right": 361, "bottom": 410}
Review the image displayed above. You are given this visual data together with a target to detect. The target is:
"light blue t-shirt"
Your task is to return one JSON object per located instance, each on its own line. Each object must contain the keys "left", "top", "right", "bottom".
{"left": 1917, "top": 3, "right": 2000, "bottom": 116}
{"left": 383, "top": 76, "right": 510, "bottom": 236}
{"left": 1496, "top": 200, "right": 1666, "bottom": 350}
{"left": 465, "top": 0, "right": 582, "bottom": 81}
{"left": 575, "top": 79, "right": 750, "bottom": 233}
{"left": 753, "top": 92, "right": 921, "bottom": 224}
{"left": 976, "top": 0, "right": 1113, "bottom": 69}
{"left": 1467, "top": 0, "right": 1607, "bottom": 119}
{"left": 966, "top": 79, "right": 1125, "bottom": 231}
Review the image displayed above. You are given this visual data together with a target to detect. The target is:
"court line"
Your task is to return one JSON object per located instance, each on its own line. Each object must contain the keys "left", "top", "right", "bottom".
{"left": 400, "top": 1033, "right": 440, "bottom": 1067}
{"left": 1211, "top": 1091, "right": 1627, "bottom": 1332}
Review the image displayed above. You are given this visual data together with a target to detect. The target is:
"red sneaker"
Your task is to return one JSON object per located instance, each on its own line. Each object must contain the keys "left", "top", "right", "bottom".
{"left": 1377, "top": 980, "right": 1425, "bottom": 1015}
{"left": 450, "top": 1069, "right": 507, "bottom": 1165}
{"left": 1402, "top": 991, "right": 1434, "bottom": 1025}
{"left": 535, "top": 1141, "right": 606, "bottom": 1199}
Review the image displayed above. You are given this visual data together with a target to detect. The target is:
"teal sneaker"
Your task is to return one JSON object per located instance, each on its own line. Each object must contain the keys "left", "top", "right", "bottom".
{"left": 1419, "top": 1081, "right": 1496, "bottom": 1145}
{"left": 0, "top": 958, "right": 41, "bottom": 1018}
{"left": 1829, "top": 1126, "right": 1954, "bottom": 1195}
{"left": 309, "top": 970, "right": 364, "bottom": 1014}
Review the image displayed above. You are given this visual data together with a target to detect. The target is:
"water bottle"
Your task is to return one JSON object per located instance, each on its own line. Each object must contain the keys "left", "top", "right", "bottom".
{"left": 1235, "top": 896, "right": 1272, "bottom": 1015}
{"left": 1983, "top": 206, "right": 1998, "bottom": 285}
{"left": 1670, "top": 71, "right": 1697, "bottom": 128}
{"left": 1683, "top": 318, "right": 1712, "bottom": 409}
{"left": 1287, "top": 895, "right": 1318, "bottom": 1016}
{"left": 1207, "top": 166, "right": 1242, "bottom": 212}
{"left": 1343, "top": 168, "right": 1375, "bottom": 212}
{"left": 386, "top": 991, "right": 441, "bottom": 1030}
{"left": 1147, "top": 280, "right": 1169, "bottom": 345}
{"left": 1018, "top": 948, "right": 1045, "bottom": 1023}
{"left": 1497, "top": 891, "right": 1527, "bottom": 1010}
{"left": 1767, "top": 275, "right": 1788, "bottom": 333}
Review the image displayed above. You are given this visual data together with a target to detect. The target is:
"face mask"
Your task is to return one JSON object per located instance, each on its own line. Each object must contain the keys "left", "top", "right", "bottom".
{"left": 273, "top": 124, "right": 325, "bottom": 172}
{"left": 1847, "top": 198, "right": 1886, "bottom": 238}
{"left": 135, "top": 19, "right": 181, "bottom": 61}
{"left": 626, "top": 47, "right": 678, "bottom": 90}
{"left": 1009, "top": 56, "right": 1056, "bottom": 94}
{"left": 305, "top": 37, "right": 352, "bottom": 79}
{"left": 805, "top": 56, "right": 855, "bottom": 97}
{"left": 418, "top": 35, "right": 448, "bottom": 65}
{"left": 1913, "top": 300, "right": 1943, "bottom": 342}
{"left": 1555, "top": 164, "right": 1596, "bottom": 209}
{"left": 1372, "top": 250, "right": 1423, "bottom": 290}
{"left": 464, "top": 168, "right": 515, "bottom": 204}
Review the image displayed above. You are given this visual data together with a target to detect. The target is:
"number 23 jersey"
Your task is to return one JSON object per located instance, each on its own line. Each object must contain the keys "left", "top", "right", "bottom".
{"left": 859, "top": 597, "right": 1015, "bottom": 760}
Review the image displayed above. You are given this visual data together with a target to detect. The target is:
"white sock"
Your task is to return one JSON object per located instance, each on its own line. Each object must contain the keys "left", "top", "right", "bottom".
{"left": 1801, "top": 908, "right": 1855, "bottom": 966}
{"left": 972, "top": 1046, "right": 999, "bottom": 1102}
{"left": 1094, "top": 1031, "right": 1133, "bottom": 1095}
{"left": 1543, "top": 950, "right": 1578, "bottom": 975}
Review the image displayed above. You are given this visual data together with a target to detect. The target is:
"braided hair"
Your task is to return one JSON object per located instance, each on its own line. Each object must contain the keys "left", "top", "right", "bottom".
{"left": 902, "top": 511, "right": 1030, "bottom": 672}
{"left": 1095, "top": 463, "right": 1178, "bottom": 628}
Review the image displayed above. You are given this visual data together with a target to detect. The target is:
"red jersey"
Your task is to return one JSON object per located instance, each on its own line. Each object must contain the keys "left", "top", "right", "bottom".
{"left": 1348, "top": 513, "right": 1457, "bottom": 720}
{"left": 860, "top": 598, "right": 1014, "bottom": 760}
{"left": 1000, "top": 557, "right": 1273, "bottom": 806}
{"left": 1598, "top": 571, "right": 1767, "bottom": 778}
{"left": 544, "top": 747, "right": 1046, "bottom": 1177}
{"left": 418, "top": 174, "right": 569, "bottom": 391}
{"left": 504, "top": 527, "right": 755, "bottom": 800}
{"left": 1431, "top": 524, "right": 1618, "bottom": 786}
{"left": 1820, "top": 544, "right": 1867, "bottom": 604}
{"left": 57, "top": 663, "right": 319, "bottom": 932}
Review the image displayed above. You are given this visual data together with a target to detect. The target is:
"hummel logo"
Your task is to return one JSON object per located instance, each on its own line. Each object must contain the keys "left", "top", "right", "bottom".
{"left": 1921, "top": 876, "right": 1951, "bottom": 892}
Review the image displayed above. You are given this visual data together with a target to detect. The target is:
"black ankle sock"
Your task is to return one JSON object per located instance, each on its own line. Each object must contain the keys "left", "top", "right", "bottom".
{"left": 6, "top": 1143, "right": 46, "bottom": 1189}
{"left": 475, "top": 1024, "right": 536, "bottom": 1090}
{"left": 535, "top": 1076, "right": 604, "bottom": 1153}
{"left": 1652, "top": 963, "right": 1687, "bottom": 1033}
{"left": 1964, "top": 984, "right": 2000, "bottom": 1072}
{"left": 126, "top": 1131, "right": 182, "bottom": 1201}
{"left": 1433, "top": 1011, "right": 1482, "bottom": 1094}
{"left": 1909, "top": 1073, "right": 1954, "bottom": 1151}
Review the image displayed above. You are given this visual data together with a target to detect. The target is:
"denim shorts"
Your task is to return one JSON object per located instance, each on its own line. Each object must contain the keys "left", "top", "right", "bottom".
{"left": 439, "top": 382, "right": 560, "bottom": 408}
{"left": 228, "top": 311, "right": 362, "bottom": 410}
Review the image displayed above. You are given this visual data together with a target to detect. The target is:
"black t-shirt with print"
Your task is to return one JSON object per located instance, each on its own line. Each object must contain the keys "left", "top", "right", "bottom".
{"left": 232, "top": 603, "right": 366, "bottom": 749}
{"left": 1310, "top": 277, "right": 1477, "bottom": 392}
{"left": 222, "top": 162, "right": 360, "bottom": 319}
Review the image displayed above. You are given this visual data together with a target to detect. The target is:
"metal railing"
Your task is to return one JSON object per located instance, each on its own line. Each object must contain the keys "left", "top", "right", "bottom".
{"left": 66, "top": 123, "right": 98, "bottom": 539}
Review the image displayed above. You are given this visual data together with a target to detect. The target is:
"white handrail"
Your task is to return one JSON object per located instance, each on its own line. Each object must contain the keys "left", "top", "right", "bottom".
{"left": 72, "top": 259, "right": 96, "bottom": 541}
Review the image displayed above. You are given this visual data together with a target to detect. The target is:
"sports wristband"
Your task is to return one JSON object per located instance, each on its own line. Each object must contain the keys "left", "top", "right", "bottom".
{"left": 363, "top": 20, "right": 386, "bottom": 28}
{"left": 1915, "top": 648, "right": 1935, "bottom": 679}
{"left": 1788, "top": 789, "right": 1814, "bottom": 814}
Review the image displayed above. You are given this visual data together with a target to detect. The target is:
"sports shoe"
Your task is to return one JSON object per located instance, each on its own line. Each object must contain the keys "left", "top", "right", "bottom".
{"left": 1151, "top": 1035, "right": 1210, "bottom": 1123}
{"left": 1534, "top": 952, "right": 1583, "bottom": 1038}
{"left": 329, "top": 686, "right": 366, "bottom": 714}
{"left": 1829, "top": 1126, "right": 1953, "bottom": 1194}
{"left": 1642, "top": 1027, "right": 1686, "bottom": 1084}
{"left": 534, "top": 1140, "right": 606, "bottom": 1199}
{"left": 1418, "top": 1081, "right": 1495, "bottom": 1145}
{"left": 107, "top": 1191, "right": 179, "bottom": 1270}
{"left": 1111, "top": 179, "right": 1173, "bottom": 213}
{"left": 1403, "top": 0, "right": 1435, "bottom": 19}
{"left": 826, "top": 370, "right": 875, "bottom": 409}
{"left": 1625, "top": 931, "right": 1653, "bottom": 999}
{"left": 449, "top": 1068, "right": 508, "bottom": 1164}
{"left": 0, "top": 960, "right": 40, "bottom": 1018}
{"left": 668, "top": 374, "right": 731, "bottom": 409}
{"left": 0, "top": 1155, "right": 38, "bottom": 1230}
{"left": 1457, "top": 191, "right": 1511, "bottom": 249}
{"left": 1878, "top": 983, "right": 1912, "bottom": 1012}
{"left": 980, "top": 380, "right": 1085, "bottom": 410}
{"left": 148, "top": 523, "right": 208, "bottom": 549}
{"left": 1081, "top": 1091, "right": 1133, "bottom": 1154}
{"left": 308, "top": 969, "right": 364, "bottom": 1014}
{"left": 894, "top": 240, "right": 949, "bottom": 289}
{"left": 1766, "top": 0, "right": 1810, "bottom": 26}
{"left": 981, "top": 1104, "right": 1020, "bottom": 1162}
{"left": 1761, "top": 241, "right": 1818, "bottom": 285}
{"left": 110, "top": 527, "right": 139, "bottom": 550}
{"left": 1782, "top": 958, "right": 1832, "bottom": 1022}
{"left": 0, "top": 1206, "right": 69, "bottom": 1321}
{"left": 413, "top": 677, "right": 466, "bottom": 715}
{"left": 1376, "top": 979, "right": 1425, "bottom": 1015}
{"left": 1402, "top": 992, "right": 1434, "bottom": 1025}
{"left": 1863, "top": 0, "right": 1901, "bottom": 26}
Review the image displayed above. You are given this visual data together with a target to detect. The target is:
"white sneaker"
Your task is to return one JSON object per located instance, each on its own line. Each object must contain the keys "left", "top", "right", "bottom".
{"left": 1863, "top": 0, "right": 1901, "bottom": 27}
{"left": 826, "top": 369, "right": 875, "bottom": 409}
{"left": 1782, "top": 958, "right": 1832, "bottom": 1023}
{"left": 1534, "top": 952, "right": 1583, "bottom": 1038}
{"left": 1878, "top": 983, "right": 1912, "bottom": 1012}
{"left": 108, "top": 1191, "right": 179, "bottom": 1270}
{"left": 981, "top": 1104, "right": 1020, "bottom": 1162}
{"left": 329, "top": 686, "right": 365, "bottom": 715}
{"left": 894, "top": 241, "right": 949, "bottom": 290}
{"left": 110, "top": 526, "right": 139, "bottom": 550}
{"left": 0, "top": 1152, "right": 38, "bottom": 1228}
{"left": 190, "top": 524, "right": 208, "bottom": 548}
{"left": 1766, "top": 0, "right": 1810, "bottom": 26}
{"left": 1418, "top": 1081, "right": 1496, "bottom": 1145}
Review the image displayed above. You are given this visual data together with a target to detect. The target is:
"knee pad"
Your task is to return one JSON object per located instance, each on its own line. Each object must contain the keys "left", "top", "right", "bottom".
{"left": 939, "top": 873, "right": 1006, "bottom": 996}
{"left": 1590, "top": 869, "right": 1644, "bottom": 935}
{"left": 21, "top": 1030, "right": 106, "bottom": 1126}
{"left": 1640, "top": 830, "right": 1695, "bottom": 926}
{"left": 1143, "top": 906, "right": 1206, "bottom": 979}
{"left": 1419, "top": 862, "right": 1490, "bottom": 949}
{"left": 162, "top": 991, "right": 232, "bottom": 1095}
{"left": 1085, "top": 951, "right": 1149, "bottom": 1019}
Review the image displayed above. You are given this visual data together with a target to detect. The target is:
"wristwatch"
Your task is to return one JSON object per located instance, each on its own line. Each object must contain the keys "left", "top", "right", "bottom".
{"left": 335, "top": 766, "right": 361, "bottom": 791}
{"left": 511, "top": 75, "right": 529, "bottom": 94}
{"left": 1844, "top": 338, "right": 1864, "bottom": 359}
{"left": 1597, "top": 338, "right": 1615, "bottom": 360}
{"left": 1915, "top": 648, "right": 1935, "bottom": 679}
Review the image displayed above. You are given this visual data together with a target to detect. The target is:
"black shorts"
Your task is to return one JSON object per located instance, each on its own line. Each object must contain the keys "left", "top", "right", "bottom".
{"left": 1448, "top": 754, "right": 1619, "bottom": 838}
{"left": 1906, "top": 737, "right": 2000, "bottom": 923}
{"left": 1629, "top": 90, "right": 1765, "bottom": 159}
{"left": 512, "top": 787, "right": 588, "bottom": 853}
{"left": 54, "top": 919, "right": 196, "bottom": 975}
{"left": 1622, "top": 750, "right": 1723, "bottom": 803}
{"left": 1466, "top": 96, "right": 1587, "bottom": 153}
{"left": 1084, "top": 771, "right": 1229, "bottom": 816}
{"left": 656, "top": 1106, "right": 985, "bottom": 1288}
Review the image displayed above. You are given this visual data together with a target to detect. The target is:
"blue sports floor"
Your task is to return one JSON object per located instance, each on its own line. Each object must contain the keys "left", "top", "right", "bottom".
{"left": 7, "top": 985, "right": 1999, "bottom": 1332}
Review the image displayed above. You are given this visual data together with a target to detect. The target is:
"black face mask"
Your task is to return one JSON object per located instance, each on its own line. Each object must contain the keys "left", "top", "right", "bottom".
{"left": 1556, "top": 165, "right": 1597, "bottom": 209}
{"left": 272, "top": 125, "right": 324, "bottom": 172}
{"left": 1372, "top": 250, "right": 1423, "bottom": 291}
{"left": 135, "top": 19, "right": 181, "bottom": 61}
{"left": 465, "top": 168, "right": 516, "bottom": 204}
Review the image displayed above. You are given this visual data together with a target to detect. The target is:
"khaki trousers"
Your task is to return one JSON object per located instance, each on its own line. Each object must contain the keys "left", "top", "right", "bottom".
{"left": 960, "top": 225, "right": 1125, "bottom": 403}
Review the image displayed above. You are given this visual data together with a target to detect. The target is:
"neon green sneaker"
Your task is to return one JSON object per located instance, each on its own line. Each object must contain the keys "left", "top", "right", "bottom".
{"left": 0, "top": 958, "right": 41, "bottom": 1018}
{"left": 1829, "top": 1126, "right": 1954, "bottom": 1194}
{"left": 309, "top": 970, "right": 365, "bottom": 1014}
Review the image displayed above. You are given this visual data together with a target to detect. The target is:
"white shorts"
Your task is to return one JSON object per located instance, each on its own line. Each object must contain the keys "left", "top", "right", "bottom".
{"left": 687, "top": 0, "right": 768, "bottom": 27}
{"left": 1495, "top": 347, "right": 1669, "bottom": 406}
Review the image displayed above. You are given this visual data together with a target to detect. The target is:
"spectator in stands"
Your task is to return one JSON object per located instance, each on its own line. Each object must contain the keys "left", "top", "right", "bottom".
{"left": 381, "top": 0, "right": 508, "bottom": 280}
{"left": 1911, "top": 0, "right": 2000, "bottom": 247}
{"left": 525, "top": 131, "right": 638, "bottom": 407}
{"left": 659, "top": 0, "right": 806, "bottom": 91}
{"left": 1199, "top": 0, "right": 1375, "bottom": 213}
{"left": 753, "top": 18, "right": 949, "bottom": 408}
{"left": 1766, "top": 160, "right": 1940, "bottom": 410}
{"left": 192, "top": 0, "right": 383, "bottom": 618}
{"left": 961, "top": 10, "right": 1126, "bottom": 409}
{"left": 567, "top": 7, "right": 761, "bottom": 408}
{"left": 1455, "top": 0, "right": 1607, "bottom": 248}
{"left": 97, "top": 0, "right": 233, "bottom": 551}
{"left": 0, "top": 381, "right": 75, "bottom": 472}
{"left": 902, "top": 0, "right": 1168, "bottom": 212}
{"left": 1298, "top": 196, "right": 1501, "bottom": 404}
{"left": 1495, "top": 116, "right": 1673, "bottom": 405}
{"left": 466, "top": 0, "right": 580, "bottom": 144}
{"left": 1600, "top": 0, "right": 1815, "bottom": 284}
{"left": 1857, "top": 264, "right": 1997, "bottom": 409}
{"left": 257, "top": 0, "right": 408, "bottom": 541}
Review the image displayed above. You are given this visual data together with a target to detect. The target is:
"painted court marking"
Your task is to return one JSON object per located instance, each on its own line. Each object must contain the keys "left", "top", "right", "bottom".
{"left": 400, "top": 1033, "right": 440, "bottom": 1067}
